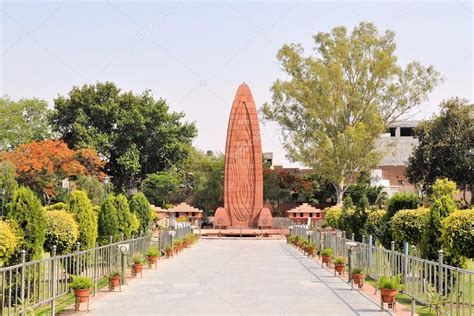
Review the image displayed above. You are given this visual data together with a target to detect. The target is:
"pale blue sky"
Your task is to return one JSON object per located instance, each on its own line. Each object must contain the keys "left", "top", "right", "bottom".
{"left": 1, "top": 1, "right": 472, "bottom": 167}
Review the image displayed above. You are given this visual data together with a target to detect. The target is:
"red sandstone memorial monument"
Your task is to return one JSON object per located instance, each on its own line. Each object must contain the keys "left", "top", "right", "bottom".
{"left": 214, "top": 83, "right": 272, "bottom": 229}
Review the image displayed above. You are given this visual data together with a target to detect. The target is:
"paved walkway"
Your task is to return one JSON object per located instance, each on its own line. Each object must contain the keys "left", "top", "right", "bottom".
{"left": 89, "top": 239, "right": 390, "bottom": 315}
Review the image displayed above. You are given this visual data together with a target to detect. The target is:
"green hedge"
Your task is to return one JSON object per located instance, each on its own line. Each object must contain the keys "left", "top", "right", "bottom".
{"left": 98, "top": 194, "right": 119, "bottom": 244}
{"left": 324, "top": 205, "right": 342, "bottom": 228}
{"left": 6, "top": 187, "right": 46, "bottom": 261}
{"left": 0, "top": 220, "right": 20, "bottom": 267}
{"left": 386, "top": 192, "right": 417, "bottom": 218}
{"left": 390, "top": 207, "right": 429, "bottom": 246}
{"left": 44, "top": 210, "right": 79, "bottom": 255}
{"left": 69, "top": 190, "right": 98, "bottom": 250}
{"left": 130, "top": 192, "right": 151, "bottom": 234}
{"left": 365, "top": 209, "right": 387, "bottom": 239}
{"left": 115, "top": 194, "right": 132, "bottom": 239}
{"left": 442, "top": 209, "right": 474, "bottom": 259}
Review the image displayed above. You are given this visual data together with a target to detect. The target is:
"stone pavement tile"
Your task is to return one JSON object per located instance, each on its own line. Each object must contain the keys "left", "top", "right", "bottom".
{"left": 88, "top": 239, "right": 390, "bottom": 315}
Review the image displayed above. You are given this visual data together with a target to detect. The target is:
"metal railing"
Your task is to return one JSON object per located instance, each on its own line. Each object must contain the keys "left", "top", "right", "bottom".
{"left": 0, "top": 223, "right": 193, "bottom": 316}
{"left": 290, "top": 225, "right": 473, "bottom": 315}
{"left": 155, "top": 223, "right": 193, "bottom": 252}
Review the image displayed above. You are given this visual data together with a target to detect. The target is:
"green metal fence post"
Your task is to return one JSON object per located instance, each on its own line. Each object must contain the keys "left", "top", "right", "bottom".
{"left": 50, "top": 246, "right": 57, "bottom": 316}
{"left": 93, "top": 242, "right": 98, "bottom": 296}
{"left": 20, "top": 250, "right": 26, "bottom": 316}
{"left": 438, "top": 250, "right": 444, "bottom": 295}
{"left": 75, "top": 242, "right": 80, "bottom": 275}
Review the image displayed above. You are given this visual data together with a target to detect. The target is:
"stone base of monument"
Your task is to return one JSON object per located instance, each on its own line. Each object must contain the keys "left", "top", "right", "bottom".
{"left": 212, "top": 207, "right": 274, "bottom": 236}
{"left": 201, "top": 228, "right": 289, "bottom": 238}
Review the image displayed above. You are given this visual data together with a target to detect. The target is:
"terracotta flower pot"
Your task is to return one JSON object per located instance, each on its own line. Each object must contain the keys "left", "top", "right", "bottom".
{"left": 380, "top": 288, "right": 398, "bottom": 303}
{"left": 166, "top": 249, "right": 173, "bottom": 258}
{"left": 335, "top": 263, "right": 345, "bottom": 274}
{"left": 73, "top": 288, "right": 90, "bottom": 303}
{"left": 109, "top": 276, "right": 120, "bottom": 289}
{"left": 133, "top": 263, "right": 143, "bottom": 274}
{"left": 148, "top": 255, "right": 158, "bottom": 264}
{"left": 352, "top": 273, "right": 365, "bottom": 287}
{"left": 322, "top": 255, "right": 331, "bottom": 264}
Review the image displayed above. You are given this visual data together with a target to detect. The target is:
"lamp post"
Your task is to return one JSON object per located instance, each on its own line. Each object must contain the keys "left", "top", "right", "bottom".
{"left": 346, "top": 241, "right": 358, "bottom": 289}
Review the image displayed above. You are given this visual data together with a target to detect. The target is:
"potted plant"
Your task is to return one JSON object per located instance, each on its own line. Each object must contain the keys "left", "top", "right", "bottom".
{"left": 69, "top": 275, "right": 93, "bottom": 303}
{"left": 351, "top": 267, "right": 365, "bottom": 288}
{"left": 108, "top": 271, "right": 121, "bottom": 290}
{"left": 377, "top": 275, "right": 402, "bottom": 305}
{"left": 165, "top": 245, "right": 173, "bottom": 258}
{"left": 320, "top": 248, "right": 333, "bottom": 266}
{"left": 132, "top": 255, "right": 145, "bottom": 274}
{"left": 146, "top": 246, "right": 160, "bottom": 265}
{"left": 334, "top": 257, "right": 345, "bottom": 275}
{"left": 306, "top": 244, "right": 316, "bottom": 257}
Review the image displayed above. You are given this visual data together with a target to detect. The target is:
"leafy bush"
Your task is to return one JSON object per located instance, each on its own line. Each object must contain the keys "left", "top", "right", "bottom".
{"left": 146, "top": 246, "right": 160, "bottom": 257}
{"left": 442, "top": 209, "right": 474, "bottom": 259}
{"left": 69, "top": 190, "right": 98, "bottom": 250}
{"left": 45, "top": 202, "right": 68, "bottom": 211}
{"left": 336, "top": 197, "right": 355, "bottom": 234}
{"left": 129, "top": 193, "right": 151, "bottom": 234}
{"left": 115, "top": 194, "right": 132, "bottom": 239}
{"left": 321, "top": 248, "right": 333, "bottom": 257}
{"left": 69, "top": 275, "right": 93, "bottom": 290}
{"left": 387, "top": 192, "right": 417, "bottom": 218}
{"left": 324, "top": 205, "right": 342, "bottom": 228}
{"left": 390, "top": 208, "right": 429, "bottom": 246}
{"left": 44, "top": 210, "right": 79, "bottom": 255}
{"left": 365, "top": 210, "right": 387, "bottom": 238}
{"left": 98, "top": 194, "right": 119, "bottom": 245}
{"left": 6, "top": 187, "right": 46, "bottom": 261}
{"left": 130, "top": 213, "right": 140, "bottom": 235}
{"left": 0, "top": 220, "right": 20, "bottom": 267}
{"left": 377, "top": 275, "right": 402, "bottom": 290}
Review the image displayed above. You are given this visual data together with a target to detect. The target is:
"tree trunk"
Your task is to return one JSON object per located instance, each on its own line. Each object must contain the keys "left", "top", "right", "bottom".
{"left": 336, "top": 188, "right": 344, "bottom": 205}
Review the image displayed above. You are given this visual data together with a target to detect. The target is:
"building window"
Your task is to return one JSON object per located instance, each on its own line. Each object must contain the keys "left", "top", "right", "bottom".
{"left": 192, "top": 212, "right": 195, "bottom": 217}
{"left": 309, "top": 213, "right": 313, "bottom": 218}
{"left": 388, "top": 127, "right": 396, "bottom": 137}
{"left": 400, "top": 127, "right": 414, "bottom": 137}
{"left": 299, "top": 213, "right": 303, "bottom": 217}
{"left": 316, "top": 213, "right": 320, "bottom": 218}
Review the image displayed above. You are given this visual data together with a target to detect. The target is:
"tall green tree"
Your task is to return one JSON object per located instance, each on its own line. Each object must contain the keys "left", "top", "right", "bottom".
{"left": 115, "top": 194, "right": 132, "bottom": 239}
{"left": 143, "top": 171, "right": 182, "bottom": 207}
{"left": 262, "top": 22, "right": 441, "bottom": 203}
{"left": 69, "top": 190, "right": 98, "bottom": 250}
{"left": 98, "top": 194, "right": 120, "bottom": 244}
{"left": 49, "top": 82, "right": 197, "bottom": 191}
{"left": 6, "top": 187, "right": 46, "bottom": 261}
{"left": 406, "top": 98, "right": 473, "bottom": 203}
{"left": 0, "top": 97, "right": 53, "bottom": 150}
{"left": 184, "top": 148, "right": 224, "bottom": 214}
{"left": 0, "top": 161, "right": 18, "bottom": 216}
{"left": 129, "top": 192, "right": 151, "bottom": 234}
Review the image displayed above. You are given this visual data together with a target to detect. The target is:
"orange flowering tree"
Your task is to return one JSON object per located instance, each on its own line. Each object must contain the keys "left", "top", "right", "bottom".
{"left": 0, "top": 140, "right": 104, "bottom": 202}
